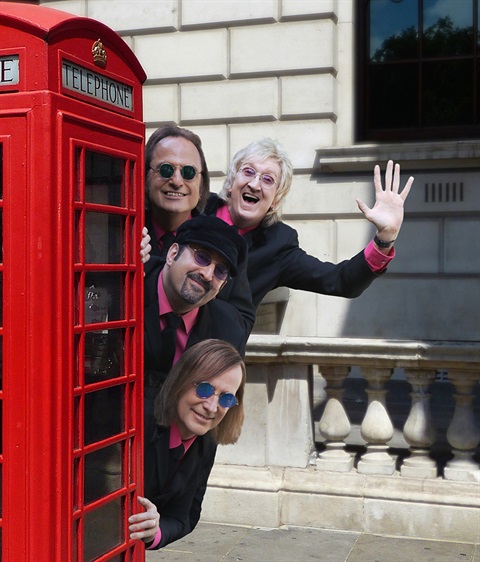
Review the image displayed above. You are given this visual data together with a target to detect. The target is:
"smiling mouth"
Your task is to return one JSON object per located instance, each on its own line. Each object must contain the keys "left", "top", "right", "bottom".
{"left": 163, "top": 191, "right": 187, "bottom": 198}
{"left": 187, "top": 273, "right": 212, "bottom": 292}
{"left": 242, "top": 193, "right": 259, "bottom": 204}
{"left": 193, "top": 410, "right": 214, "bottom": 421}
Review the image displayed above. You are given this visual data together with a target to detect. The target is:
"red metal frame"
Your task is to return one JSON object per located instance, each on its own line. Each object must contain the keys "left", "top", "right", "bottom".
{"left": 0, "top": 4, "right": 146, "bottom": 560}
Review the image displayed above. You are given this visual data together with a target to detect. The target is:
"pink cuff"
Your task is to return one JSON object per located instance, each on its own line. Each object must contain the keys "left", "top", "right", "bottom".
{"left": 146, "top": 527, "right": 162, "bottom": 550}
{"left": 364, "top": 239, "right": 395, "bottom": 273}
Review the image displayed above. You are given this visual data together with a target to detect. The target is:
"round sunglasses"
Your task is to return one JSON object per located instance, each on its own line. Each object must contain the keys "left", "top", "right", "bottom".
{"left": 150, "top": 162, "right": 199, "bottom": 181}
{"left": 195, "top": 381, "right": 238, "bottom": 408}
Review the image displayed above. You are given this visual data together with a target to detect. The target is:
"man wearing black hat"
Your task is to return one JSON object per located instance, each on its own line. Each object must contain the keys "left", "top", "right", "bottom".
{"left": 144, "top": 215, "right": 249, "bottom": 421}
{"left": 144, "top": 125, "right": 255, "bottom": 337}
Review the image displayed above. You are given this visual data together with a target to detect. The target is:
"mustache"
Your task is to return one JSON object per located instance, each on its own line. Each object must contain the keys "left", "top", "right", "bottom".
{"left": 187, "top": 273, "right": 212, "bottom": 292}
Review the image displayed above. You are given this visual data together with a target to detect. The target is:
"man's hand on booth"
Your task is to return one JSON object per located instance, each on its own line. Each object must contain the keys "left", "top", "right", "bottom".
{"left": 129, "top": 496, "right": 160, "bottom": 545}
{"left": 140, "top": 227, "right": 152, "bottom": 264}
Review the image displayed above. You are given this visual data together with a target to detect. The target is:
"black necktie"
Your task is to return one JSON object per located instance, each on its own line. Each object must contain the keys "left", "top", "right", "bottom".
{"left": 166, "top": 443, "right": 185, "bottom": 483}
{"left": 159, "top": 231, "right": 175, "bottom": 258}
{"left": 158, "top": 312, "right": 182, "bottom": 373}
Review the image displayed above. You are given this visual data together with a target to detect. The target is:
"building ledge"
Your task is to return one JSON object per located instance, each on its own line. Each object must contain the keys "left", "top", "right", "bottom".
{"left": 316, "top": 140, "right": 480, "bottom": 172}
{"left": 245, "top": 335, "right": 480, "bottom": 370}
{"left": 203, "top": 464, "right": 480, "bottom": 543}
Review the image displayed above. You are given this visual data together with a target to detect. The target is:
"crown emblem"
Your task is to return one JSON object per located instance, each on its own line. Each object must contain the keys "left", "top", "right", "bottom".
{"left": 92, "top": 38, "right": 107, "bottom": 68}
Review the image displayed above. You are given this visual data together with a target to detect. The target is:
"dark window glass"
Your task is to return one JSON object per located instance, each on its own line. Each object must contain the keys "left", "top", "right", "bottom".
{"left": 85, "top": 212, "right": 124, "bottom": 264}
{"left": 85, "top": 151, "right": 124, "bottom": 207}
{"left": 83, "top": 498, "right": 123, "bottom": 562}
{"left": 0, "top": 144, "right": 3, "bottom": 199}
{"left": 84, "top": 329, "right": 124, "bottom": 383}
{"left": 358, "top": 0, "right": 479, "bottom": 141}
{"left": 370, "top": 0, "right": 418, "bottom": 61}
{"left": 423, "top": 60, "right": 474, "bottom": 126}
{"left": 84, "top": 386, "right": 124, "bottom": 445}
{"left": 84, "top": 443, "right": 122, "bottom": 504}
{"left": 369, "top": 62, "right": 418, "bottom": 128}
{"left": 84, "top": 272, "right": 124, "bottom": 324}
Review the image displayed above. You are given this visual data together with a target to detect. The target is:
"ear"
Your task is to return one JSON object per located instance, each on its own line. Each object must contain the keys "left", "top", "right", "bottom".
{"left": 166, "top": 243, "right": 180, "bottom": 266}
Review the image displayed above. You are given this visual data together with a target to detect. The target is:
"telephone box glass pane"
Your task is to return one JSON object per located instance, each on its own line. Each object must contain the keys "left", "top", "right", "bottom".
{"left": 84, "top": 443, "right": 123, "bottom": 504}
{"left": 0, "top": 209, "right": 3, "bottom": 264}
{"left": 85, "top": 212, "right": 124, "bottom": 264}
{"left": 85, "top": 272, "right": 124, "bottom": 323}
{"left": 85, "top": 151, "right": 124, "bottom": 207}
{"left": 84, "top": 329, "right": 124, "bottom": 383}
{"left": 84, "top": 386, "right": 124, "bottom": 445}
{"left": 83, "top": 498, "right": 122, "bottom": 562}
{"left": 0, "top": 271, "right": 3, "bottom": 329}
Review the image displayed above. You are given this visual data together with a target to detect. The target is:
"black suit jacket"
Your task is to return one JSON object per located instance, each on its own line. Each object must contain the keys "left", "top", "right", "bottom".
{"left": 205, "top": 194, "right": 380, "bottom": 309}
{"left": 145, "top": 210, "right": 256, "bottom": 337}
{"left": 144, "top": 420, "right": 217, "bottom": 549}
{"left": 144, "top": 258, "right": 248, "bottom": 389}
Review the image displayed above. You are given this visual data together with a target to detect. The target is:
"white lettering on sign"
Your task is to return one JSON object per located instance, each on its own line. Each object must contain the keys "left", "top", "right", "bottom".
{"left": 0, "top": 55, "right": 20, "bottom": 85}
{"left": 62, "top": 60, "right": 133, "bottom": 111}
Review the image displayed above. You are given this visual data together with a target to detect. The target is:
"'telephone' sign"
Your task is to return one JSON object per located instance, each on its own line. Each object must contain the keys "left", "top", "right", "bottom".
{"left": 62, "top": 60, "right": 133, "bottom": 112}
{"left": 0, "top": 55, "right": 20, "bottom": 85}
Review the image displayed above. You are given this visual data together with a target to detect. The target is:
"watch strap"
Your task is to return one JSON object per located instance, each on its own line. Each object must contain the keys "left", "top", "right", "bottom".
{"left": 374, "top": 234, "right": 396, "bottom": 248}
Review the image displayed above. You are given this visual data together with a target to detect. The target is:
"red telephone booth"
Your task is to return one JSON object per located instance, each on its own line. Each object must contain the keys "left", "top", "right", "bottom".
{"left": 0, "top": 3, "right": 146, "bottom": 561}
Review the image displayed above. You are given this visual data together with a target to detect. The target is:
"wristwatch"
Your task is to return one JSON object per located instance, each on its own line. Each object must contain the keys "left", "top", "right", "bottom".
{"left": 374, "top": 234, "right": 396, "bottom": 248}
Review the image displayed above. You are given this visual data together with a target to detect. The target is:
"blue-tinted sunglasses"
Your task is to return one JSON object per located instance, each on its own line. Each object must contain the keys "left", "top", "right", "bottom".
{"left": 195, "top": 381, "right": 238, "bottom": 409}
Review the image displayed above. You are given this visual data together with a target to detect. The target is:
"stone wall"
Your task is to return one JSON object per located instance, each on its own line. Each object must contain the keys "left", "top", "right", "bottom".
{"left": 38, "top": 0, "right": 480, "bottom": 342}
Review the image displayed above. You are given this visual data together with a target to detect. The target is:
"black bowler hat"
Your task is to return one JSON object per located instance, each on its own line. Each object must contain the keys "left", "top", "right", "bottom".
{"left": 175, "top": 215, "right": 246, "bottom": 277}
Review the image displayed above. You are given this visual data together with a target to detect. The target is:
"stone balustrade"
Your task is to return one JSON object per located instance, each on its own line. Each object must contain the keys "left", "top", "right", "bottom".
{"left": 204, "top": 336, "right": 480, "bottom": 542}
{"left": 236, "top": 335, "right": 480, "bottom": 481}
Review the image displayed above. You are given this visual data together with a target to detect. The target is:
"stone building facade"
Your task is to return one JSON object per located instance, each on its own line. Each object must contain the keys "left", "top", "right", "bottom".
{"left": 37, "top": 0, "right": 479, "bottom": 341}
{"left": 35, "top": 0, "right": 480, "bottom": 543}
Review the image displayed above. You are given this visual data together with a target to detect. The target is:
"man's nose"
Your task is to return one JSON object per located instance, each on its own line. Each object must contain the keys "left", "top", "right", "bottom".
{"left": 169, "top": 167, "right": 183, "bottom": 186}
{"left": 199, "top": 262, "right": 215, "bottom": 281}
{"left": 203, "top": 393, "right": 218, "bottom": 413}
{"left": 247, "top": 174, "right": 261, "bottom": 188}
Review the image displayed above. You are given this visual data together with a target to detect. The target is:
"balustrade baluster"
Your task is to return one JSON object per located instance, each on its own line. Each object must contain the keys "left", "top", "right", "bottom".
{"left": 357, "top": 367, "right": 396, "bottom": 475}
{"left": 444, "top": 370, "right": 480, "bottom": 482}
{"left": 316, "top": 366, "right": 353, "bottom": 472}
{"left": 401, "top": 369, "right": 437, "bottom": 478}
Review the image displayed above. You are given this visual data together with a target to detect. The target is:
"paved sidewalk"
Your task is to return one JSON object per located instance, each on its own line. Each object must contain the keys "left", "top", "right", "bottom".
{"left": 146, "top": 522, "right": 479, "bottom": 562}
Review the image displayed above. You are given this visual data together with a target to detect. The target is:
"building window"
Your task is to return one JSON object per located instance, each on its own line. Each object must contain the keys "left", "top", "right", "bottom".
{"left": 356, "top": 0, "right": 479, "bottom": 141}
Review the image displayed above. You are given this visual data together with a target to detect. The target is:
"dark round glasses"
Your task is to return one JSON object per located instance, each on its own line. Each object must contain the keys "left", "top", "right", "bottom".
{"left": 150, "top": 162, "right": 198, "bottom": 181}
{"left": 186, "top": 246, "right": 230, "bottom": 282}
{"left": 195, "top": 381, "right": 238, "bottom": 408}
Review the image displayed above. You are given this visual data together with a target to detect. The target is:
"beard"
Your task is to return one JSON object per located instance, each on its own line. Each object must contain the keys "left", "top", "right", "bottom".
{"left": 180, "top": 273, "right": 213, "bottom": 305}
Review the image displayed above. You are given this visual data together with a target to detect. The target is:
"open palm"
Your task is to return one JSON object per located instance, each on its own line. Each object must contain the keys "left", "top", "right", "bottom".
{"left": 356, "top": 160, "right": 414, "bottom": 241}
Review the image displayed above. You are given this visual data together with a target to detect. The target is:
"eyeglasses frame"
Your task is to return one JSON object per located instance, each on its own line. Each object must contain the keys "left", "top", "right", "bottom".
{"left": 238, "top": 165, "right": 278, "bottom": 188}
{"left": 184, "top": 245, "right": 231, "bottom": 282}
{"left": 194, "top": 381, "right": 238, "bottom": 408}
{"left": 150, "top": 162, "right": 200, "bottom": 181}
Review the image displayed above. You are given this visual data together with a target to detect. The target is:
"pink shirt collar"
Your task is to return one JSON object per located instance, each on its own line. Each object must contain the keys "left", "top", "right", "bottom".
{"left": 216, "top": 203, "right": 256, "bottom": 236}
{"left": 157, "top": 270, "right": 199, "bottom": 335}
{"left": 169, "top": 422, "right": 197, "bottom": 453}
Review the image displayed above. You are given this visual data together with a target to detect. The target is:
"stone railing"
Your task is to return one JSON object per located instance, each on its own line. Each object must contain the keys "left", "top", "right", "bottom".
{"left": 205, "top": 336, "right": 480, "bottom": 542}
{"left": 237, "top": 336, "right": 480, "bottom": 482}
